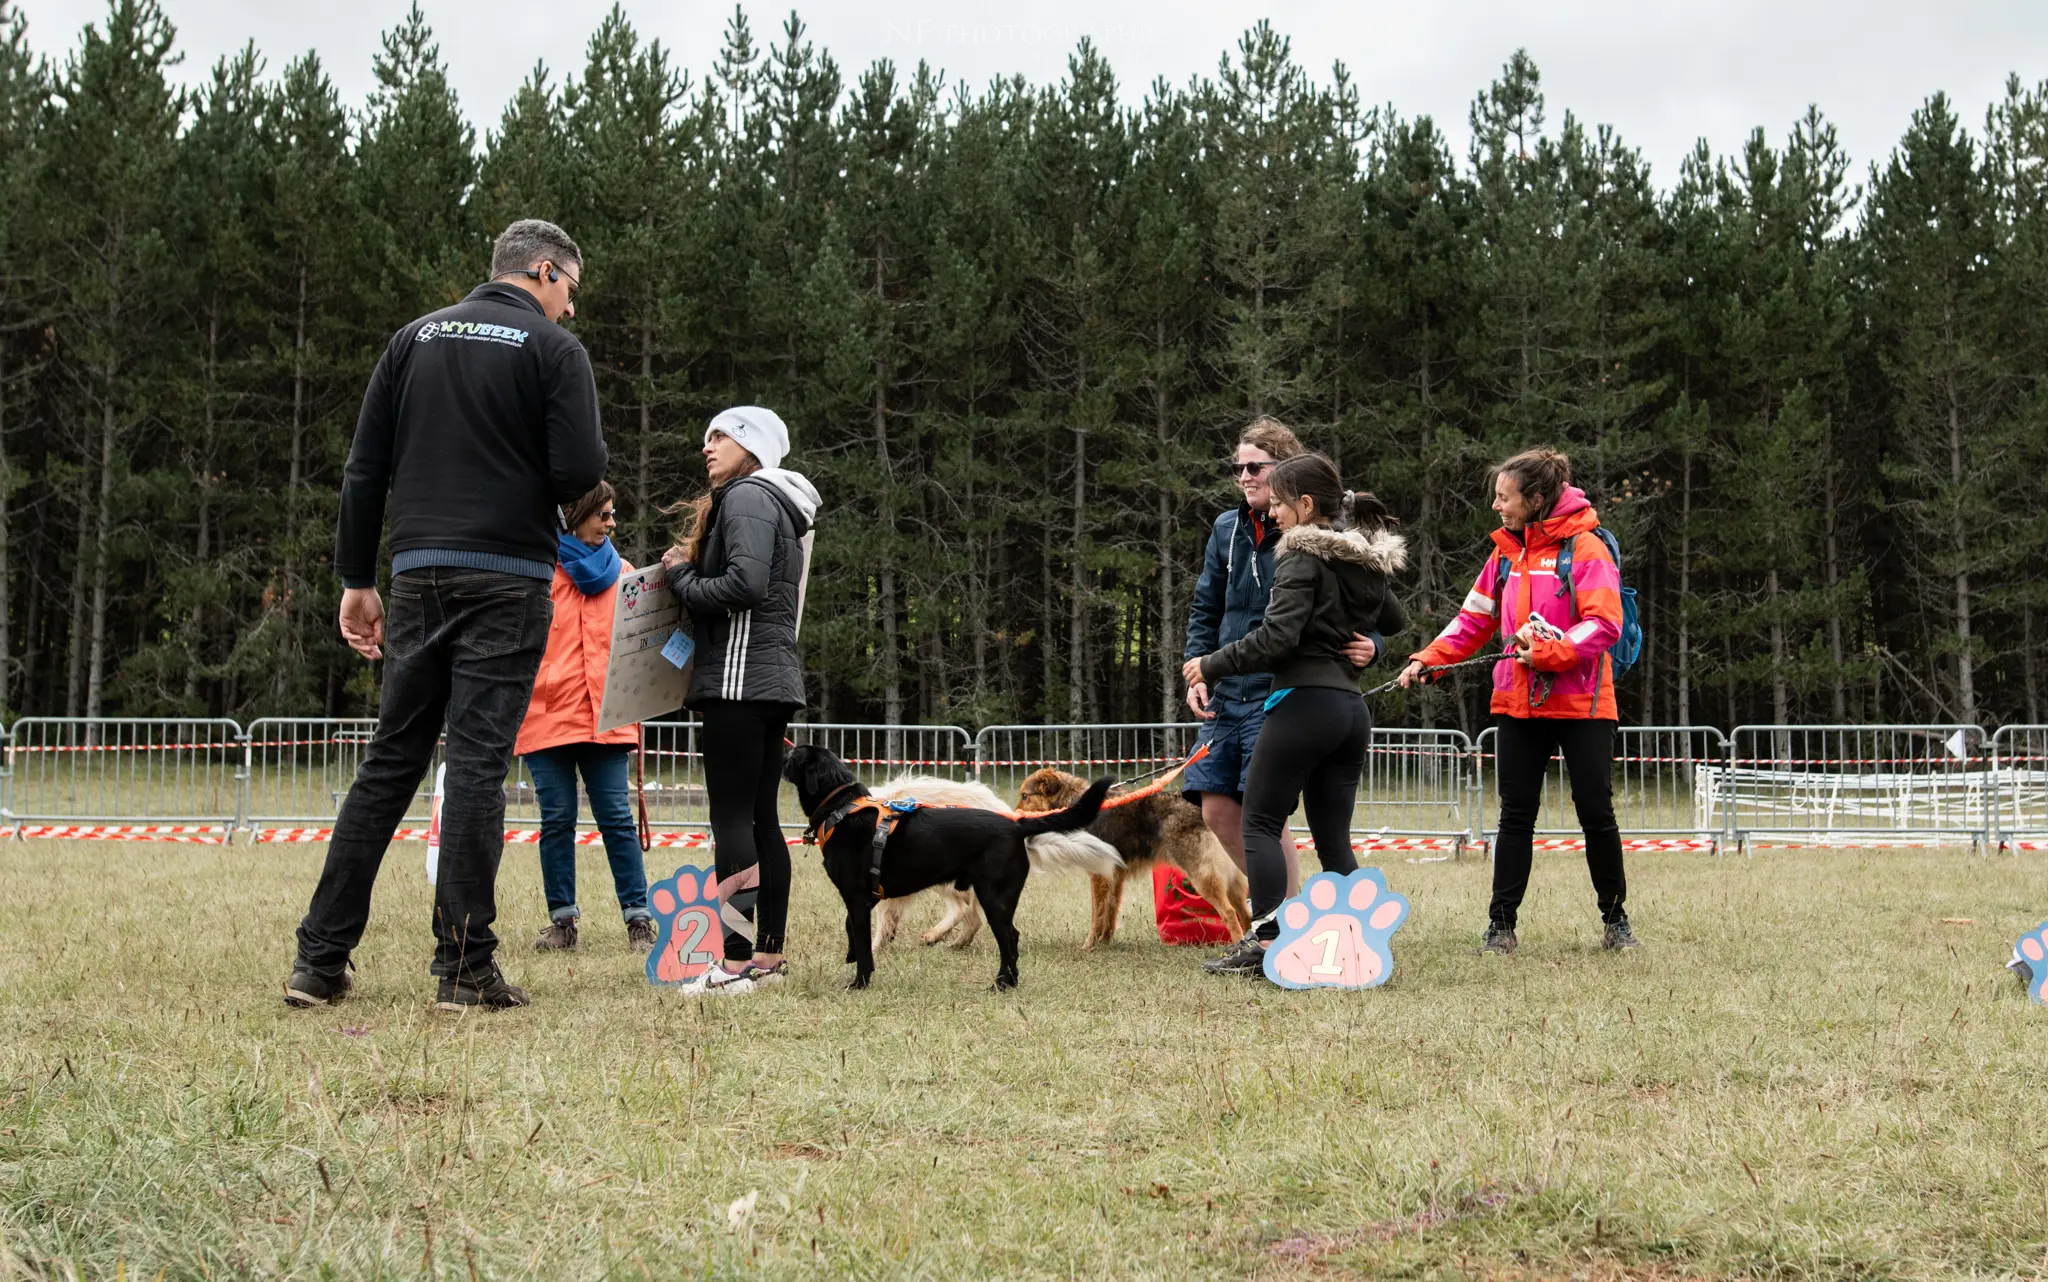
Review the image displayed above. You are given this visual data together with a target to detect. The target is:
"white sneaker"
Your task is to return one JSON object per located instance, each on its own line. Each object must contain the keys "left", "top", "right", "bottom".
{"left": 679, "top": 960, "right": 786, "bottom": 996}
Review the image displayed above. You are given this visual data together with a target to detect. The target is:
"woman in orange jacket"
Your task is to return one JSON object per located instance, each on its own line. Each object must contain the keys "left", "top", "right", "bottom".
{"left": 516, "top": 482, "right": 653, "bottom": 953}
{"left": 1399, "top": 449, "right": 1639, "bottom": 955}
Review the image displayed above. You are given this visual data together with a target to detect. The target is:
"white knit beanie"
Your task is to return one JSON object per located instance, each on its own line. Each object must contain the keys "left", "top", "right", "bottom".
{"left": 707, "top": 406, "right": 789, "bottom": 471}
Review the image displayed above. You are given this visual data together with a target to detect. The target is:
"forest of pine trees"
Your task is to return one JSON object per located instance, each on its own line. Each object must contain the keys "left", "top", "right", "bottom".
{"left": 2, "top": 0, "right": 2046, "bottom": 735}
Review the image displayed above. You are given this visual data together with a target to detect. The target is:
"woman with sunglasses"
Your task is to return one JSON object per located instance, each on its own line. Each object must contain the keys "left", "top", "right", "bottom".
{"left": 515, "top": 482, "right": 655, "bottom": 954}
{"left": 1182, "top": 418, "right": 1382, "bottom": 895}
{"left": 1397, "top": 448, "right": 1638, "bottom": 955}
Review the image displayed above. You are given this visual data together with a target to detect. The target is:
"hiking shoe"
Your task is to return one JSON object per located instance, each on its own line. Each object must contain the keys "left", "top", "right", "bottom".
{"left": 1602, "top": 917, "right": 1641, "bottom": 951}
{"left": 626, "top": 917, "right": 657, "bottom": 954}
{"left": 1479, "top": 926, "right": 1519, "bottom": 956}
{"left": 534, "top": 918, "right": 579, "bottom": 951}
{"left": 1203, "top": 935, "right": 1270, "bottom": 977}
{"left": 434, "top": 965, "right": 531, "bottom": 1012}
{"left": 283, "top": 966, "right": 352, "bottom": 1008}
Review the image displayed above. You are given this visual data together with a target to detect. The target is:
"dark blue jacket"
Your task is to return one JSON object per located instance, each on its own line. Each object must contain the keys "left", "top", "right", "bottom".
{"left": 1184, "top": 504, "right": 1279, "bottom": 704}
{"left": 1184, "top": 502, "right": 1383, "bottom": 704}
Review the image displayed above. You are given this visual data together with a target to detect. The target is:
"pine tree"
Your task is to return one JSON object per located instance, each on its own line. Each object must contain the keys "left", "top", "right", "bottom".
{"left": 1022, "top": 41, "right": 1130, "bottom": 721}
{"left": 1355, "top": 110, "right": 1471, "bottom": 727}
{"left": 0, "top": 0, "right": 48, "bottom": 714}
{"left": 43, "top": 0, "right": 184, "bottom": 719}
{"left": 1121, "top": 83, "right": 1221, "bottom": 720}
{"left": 1982, "top": 76, "right": 2048, "bottom": 723}
{"left": 126, "top": 44, "right": 273, "bottom": 714}
{"left": 1863, "top": 95, "right": 2013, "bottom": 724}
{"left": 474, "top": 63, "right": 572, "bottom": 235}
{"left": 355, "top": 4, "right": 478, "bottom": 318}
{"left": 561, "top": 5, "right": 698, "bottom": 558}
{"left": 261, "top": 51, "right": 363, "bottom": 713}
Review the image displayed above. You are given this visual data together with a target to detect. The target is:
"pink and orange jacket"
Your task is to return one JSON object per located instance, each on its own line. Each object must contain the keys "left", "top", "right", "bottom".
{"left": 1409, "top": 486, "right": 1622, "bottom": 721}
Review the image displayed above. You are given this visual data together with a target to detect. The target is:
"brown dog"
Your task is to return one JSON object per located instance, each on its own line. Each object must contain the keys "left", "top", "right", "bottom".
{"left": 1016, "top": 768, "right": 1251, "bottom": 948}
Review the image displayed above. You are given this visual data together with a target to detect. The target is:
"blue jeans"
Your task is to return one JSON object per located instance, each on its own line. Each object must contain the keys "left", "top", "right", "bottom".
{"left": 524, "top": 742, "right": 650, "bottom": 924}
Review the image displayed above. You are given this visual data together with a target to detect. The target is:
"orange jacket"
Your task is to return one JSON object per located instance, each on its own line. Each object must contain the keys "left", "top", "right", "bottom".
{"left": 1410, "top": 486, "right": 1622, "bottom": 720}
{"left": 515, "top": 563, "right": 640, "bottom": 756}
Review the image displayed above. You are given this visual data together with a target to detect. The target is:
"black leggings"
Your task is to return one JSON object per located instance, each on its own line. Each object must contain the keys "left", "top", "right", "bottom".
{"left": 1490, "top": 716, "right": 1626, "bottom": 928}
{"left": 699, "top": 700, "right": 796, "bottom": 959}
{"left": 1241, "top": 687, "right": 1369, "bottom": 938}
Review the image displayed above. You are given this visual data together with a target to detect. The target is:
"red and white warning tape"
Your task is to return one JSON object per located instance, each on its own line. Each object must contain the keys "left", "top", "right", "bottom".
{"left": 8, "top": 824, "right": 233, "bottom": 843}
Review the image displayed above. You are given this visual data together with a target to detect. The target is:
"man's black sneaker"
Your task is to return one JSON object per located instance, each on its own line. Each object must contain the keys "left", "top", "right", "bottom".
{"left": 626, "top": 917, "right": 657, "bottom": 954}
{"left": 1479, "top": 926, "right": 1518, "bottom": 956}
{"left": 284, "top": 966, "right": 352, "bottom": 1008}
{"left": 1203, "top": 935, "right": 1270, "bottom": 976}
{"left": 434, "top": 965, "right": 531, "bottom": 1012}
{"left": 1603, "top": 917, "right": 1641, "bottom": 951}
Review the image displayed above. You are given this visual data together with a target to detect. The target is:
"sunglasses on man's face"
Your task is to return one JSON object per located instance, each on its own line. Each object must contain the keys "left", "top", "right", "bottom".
{"left": 1228, "top": 460, "right": 1274, "bottom": 478}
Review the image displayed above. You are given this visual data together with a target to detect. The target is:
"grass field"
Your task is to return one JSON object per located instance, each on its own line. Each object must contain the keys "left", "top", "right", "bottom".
{"left": 1, "top": 838, "right": 2044, "bottom": 1280}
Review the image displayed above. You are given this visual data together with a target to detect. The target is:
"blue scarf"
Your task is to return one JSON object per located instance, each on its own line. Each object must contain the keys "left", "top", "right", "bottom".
{"left": 557, "top": 533, "right": 621, "bottom": 595}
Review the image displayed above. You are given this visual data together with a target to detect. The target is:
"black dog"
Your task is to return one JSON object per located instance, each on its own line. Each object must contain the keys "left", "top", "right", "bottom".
{"left": 783, "top": 744, "right": 1113, "bottom": 990}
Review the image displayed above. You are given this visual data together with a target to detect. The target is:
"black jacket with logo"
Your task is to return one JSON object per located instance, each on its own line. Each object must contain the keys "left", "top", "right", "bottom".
{"left": 334, "top": 282, "right": 608, "bottom": 588}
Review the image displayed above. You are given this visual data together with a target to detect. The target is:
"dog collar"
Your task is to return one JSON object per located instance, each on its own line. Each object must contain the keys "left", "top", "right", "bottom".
{"left": 802, "top": 781, "right": 864, "bottom": 845}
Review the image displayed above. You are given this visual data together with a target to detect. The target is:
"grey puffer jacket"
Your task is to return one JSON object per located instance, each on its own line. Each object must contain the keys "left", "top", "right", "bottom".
{"left": 666, "top": 469, "right": 821, "bottom": 708}
{"left": 1199, "top": 524, "right": 1408, "bottom": 693}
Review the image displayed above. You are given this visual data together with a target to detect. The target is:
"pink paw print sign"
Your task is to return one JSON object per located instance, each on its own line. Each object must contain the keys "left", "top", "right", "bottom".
{"left": 1263, "top": 868, "right": 1411, "bottom": 990}
{"left": 646, "top": 865, "right": 725, "bottom": 985}
{"left": 2015, "top": 922, "right": 2048, "bottom": 1006}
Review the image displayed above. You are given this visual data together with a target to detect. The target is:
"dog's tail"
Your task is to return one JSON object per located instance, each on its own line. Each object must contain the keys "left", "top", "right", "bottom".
{"left": 1024, "top": 830, "right": 1122, "bottom": 876}
{"left": 1014, "top": 776, "right": 1114, "bottom": 838}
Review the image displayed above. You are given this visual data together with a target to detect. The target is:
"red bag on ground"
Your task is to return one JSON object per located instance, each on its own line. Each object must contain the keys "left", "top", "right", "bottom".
{"left": 1152, "top": 863, "right": 1233, "bottom": 945}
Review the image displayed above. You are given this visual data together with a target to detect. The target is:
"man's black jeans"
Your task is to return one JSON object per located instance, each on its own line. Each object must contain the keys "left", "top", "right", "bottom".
{"left": 294, "top": 569, "right": 552, "bottom": 981}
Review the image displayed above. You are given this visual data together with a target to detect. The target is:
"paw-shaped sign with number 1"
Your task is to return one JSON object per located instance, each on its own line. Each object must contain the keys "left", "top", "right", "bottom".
{"left": 646, "top": 865, "right": 725, "bottom": 985}
{"left": 2015, "top": 921, "right": 2048, "bottom": 1006}
{"left": 1263, "top": 868, "right": 1411, "bottom": 990}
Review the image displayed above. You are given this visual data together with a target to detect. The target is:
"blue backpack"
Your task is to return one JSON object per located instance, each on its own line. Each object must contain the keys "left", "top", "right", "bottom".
{"left": 1493, "top": 526, "right": 1643, "bottom": 678}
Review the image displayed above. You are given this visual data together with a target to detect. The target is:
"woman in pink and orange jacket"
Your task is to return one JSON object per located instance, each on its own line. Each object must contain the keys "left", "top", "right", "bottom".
{"left": 1398, "top": 448, "right": 1639, "bottom": 956}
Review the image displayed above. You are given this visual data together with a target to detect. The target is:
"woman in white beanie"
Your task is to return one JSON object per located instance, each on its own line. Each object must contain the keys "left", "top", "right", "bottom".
{"left": 661, "top": 407, "right": 820, "bottom": 995}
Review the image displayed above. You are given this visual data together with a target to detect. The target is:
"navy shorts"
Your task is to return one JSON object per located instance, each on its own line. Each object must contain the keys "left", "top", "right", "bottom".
{"left": 1182, "top": 694, "right": 1267, "bottom": 805}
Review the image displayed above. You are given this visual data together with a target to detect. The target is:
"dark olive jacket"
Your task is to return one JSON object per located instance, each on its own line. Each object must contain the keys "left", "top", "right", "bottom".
{"left": 1198, "top": 524, "right": 1408, "bottom": 692}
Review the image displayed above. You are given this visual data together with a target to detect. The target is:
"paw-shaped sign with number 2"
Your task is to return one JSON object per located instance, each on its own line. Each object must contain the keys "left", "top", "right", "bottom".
{"left": 646, "top": 865, "right": 724, "bottom": 985}
{"left": 2015, "top": 921, "right": 2048, "bottom": 1006}
{"left": 1264, "top": 868, "right": 1410, "bottom": 990}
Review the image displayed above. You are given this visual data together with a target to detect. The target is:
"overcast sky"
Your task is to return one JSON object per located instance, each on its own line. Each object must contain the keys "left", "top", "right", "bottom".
{"left": 17, "top": 0, "right": 2048, "bottom": 188}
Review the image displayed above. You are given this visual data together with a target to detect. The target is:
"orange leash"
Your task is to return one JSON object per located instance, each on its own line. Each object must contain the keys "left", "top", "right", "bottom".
{"left": 1101, "top": 742, "right": 1211, "bottom": 810}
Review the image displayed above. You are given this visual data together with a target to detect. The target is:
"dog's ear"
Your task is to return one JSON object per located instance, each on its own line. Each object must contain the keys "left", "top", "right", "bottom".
{"left": 787, "top": 744, "right": 851, "bottom": 799}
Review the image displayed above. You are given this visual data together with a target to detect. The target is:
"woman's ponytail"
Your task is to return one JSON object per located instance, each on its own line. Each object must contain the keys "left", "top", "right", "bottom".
{"left": 1268, "top": 456, "right": 1396, "bottom": 534}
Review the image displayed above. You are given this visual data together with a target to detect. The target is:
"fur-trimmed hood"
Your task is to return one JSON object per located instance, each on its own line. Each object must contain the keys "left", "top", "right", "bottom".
{"left": 1277, "top": 524, "right": 1408, "bottom": 574}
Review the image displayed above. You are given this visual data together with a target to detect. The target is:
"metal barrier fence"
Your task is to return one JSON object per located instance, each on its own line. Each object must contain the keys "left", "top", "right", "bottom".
{"left": 8, "top": 716, "right": 2048, "bottom": 852}
{"left": 1354, "top": 729, "right": 1474, "bottom": 849}
{"left": 1474, "top": 725, "right": 1732, "bottom": 853}
{"left": 1989, "top": 725, "right": 2048, "bottom": 851}
{"left": 1718, "top": 724, "right": 1991, "bottom": 854}
{"left": 972, "top": 722, "right": 1202, "bottom": 801}
{"left": 6, "top": 718, "right": 245, "bottom": 833}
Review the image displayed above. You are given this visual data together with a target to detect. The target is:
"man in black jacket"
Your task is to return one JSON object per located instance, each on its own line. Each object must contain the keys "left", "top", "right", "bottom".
{"left": 285, "top": 219, "right": 608, "bottom": 1013}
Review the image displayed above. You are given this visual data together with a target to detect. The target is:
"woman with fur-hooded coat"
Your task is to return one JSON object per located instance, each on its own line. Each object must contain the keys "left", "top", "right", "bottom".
{"left": 1182, "top": 453, "right": 1408, "bottom": 977}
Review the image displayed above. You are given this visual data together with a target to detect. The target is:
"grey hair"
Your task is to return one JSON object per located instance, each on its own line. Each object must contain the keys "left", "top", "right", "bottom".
{"left": 490, "top": 219, "right": 582, "bottom": 278}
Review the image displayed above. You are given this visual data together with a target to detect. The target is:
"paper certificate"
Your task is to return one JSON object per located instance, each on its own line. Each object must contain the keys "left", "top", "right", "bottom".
{"left": 596, "top": 565, "right": 690, "bottom": 732}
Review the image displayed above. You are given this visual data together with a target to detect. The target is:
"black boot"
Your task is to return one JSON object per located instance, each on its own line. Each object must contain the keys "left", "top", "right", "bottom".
{"left": 434, "top": 963, "right": 531, "bottom": 1012}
